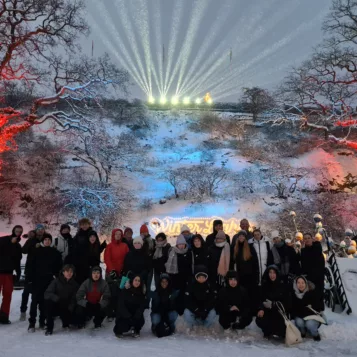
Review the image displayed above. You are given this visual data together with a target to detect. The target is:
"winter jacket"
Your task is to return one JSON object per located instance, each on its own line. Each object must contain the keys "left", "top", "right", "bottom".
{"left": 271, "top": 243, "right": 301, "bottom": 279}
{"left": 192, "top": 236, "right": 209, "bottom": 268}
{"left": 152, "top": 243, "right": 171, "bottom": 276}
{"left": 169, "top": 249, "right": 193, "bottom": 291}
{"left": 207, "top": 244, "right": 226, "bottom": 289}
{"left": 142, "top": 235, "right": 156, "bottom": 257}
{"left": 76, "top": 277, "right": 111, "bottom": 309}
{"left": 300, "top": 242, "right": 325, "bottom": 285}
{"left": 44, "top": 273, "right": 79, "bottom": 311}
{"left": 185, "top": 280, "right": 216, "bottom": 314}
{"left": 151, "top": 284, "right": 178, "bottom": 315}
{"left": 104, "top": 230, "right": 129, "bottom": 275}
{"left": 122, "top": 237, "right": 133, "bottom": 251}
{"left": 249, "top": 237, "right": 273, "bottom": 284}
{"left": 231, "top": 231, "right": 253, "bottom": 248}
{"left": 54, "top": 233, "right": 73, "bottom": 262}
{"left": 216, "top": 284, "right": 250, "bottom": 318}
{"left": 0, "top": 235, "right": 22, "bottom": 276}
{"left": 123, "top": 248, "right": 152, "bottom": 282}
{"left": 232, "top": 242, "right": 260, "bottom": 287}
{"left": 116, "top": 285, "right": 147, "bottom": 319}
{"left": 27, "top": 245, "right": 62, "bottom": 288}
{"left": 291, "top": 281, "right": 323, "bottom": 319}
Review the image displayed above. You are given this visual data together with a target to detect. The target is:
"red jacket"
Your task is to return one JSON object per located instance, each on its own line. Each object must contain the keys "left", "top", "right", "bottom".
{"left": 104, "top": 229, "right": 129, "bottom": 275}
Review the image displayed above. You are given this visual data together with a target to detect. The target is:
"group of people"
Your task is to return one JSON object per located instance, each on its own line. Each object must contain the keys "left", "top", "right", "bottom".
{"left": 0, "top": 218, "right": 326, "bottom": 342}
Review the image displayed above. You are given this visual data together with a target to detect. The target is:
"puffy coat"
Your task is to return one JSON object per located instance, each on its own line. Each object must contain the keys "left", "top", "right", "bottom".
{"left": 249, "top": 237, "right": 273, "bottom": 284}
{"left": 192, "top": 235, "right": 209, "bottom": 268}
{"left": 44, "top": 273, "right": 79, "bottom": 311}
{"left": 0, "top": 233, "right": 22, "bottom": 276}
{"left": 300, "top": 242, "right": 325, "bottom": 285}
{"left": 151, "top": 279, "right": 178, "bottom": 315}
{"left": 123, "top": 248, "right": 152, "bottom": 282}
{"left": 217, "top": 283, "right": 250, "bottom": 317}
{"left": 142, "top": 235, "right": 156, "bottom": 257}
{"left": 116, "top": 285, "right": 147, "bottom": 319}
{"left": 271, "top": 243, "right": 301, "bottom": 278}
{"left": 152, "top": 243, "right": 171, "bottom": 276}
{"left": 54, "top": 233, "right": 73, "bottom": 262}
{"left": 185, "top": 280, "right": 216, "bottom": 313}
{"left": 104, "top": 229, "right": 129, "bottom": 275}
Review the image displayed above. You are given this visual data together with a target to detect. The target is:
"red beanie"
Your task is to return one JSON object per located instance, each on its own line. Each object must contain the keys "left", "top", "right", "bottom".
{"left": 140, "top": 224, "right": 149, "bottom": 234}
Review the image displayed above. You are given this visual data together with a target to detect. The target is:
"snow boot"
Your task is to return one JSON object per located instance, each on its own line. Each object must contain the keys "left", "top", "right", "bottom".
{"left": 45, "top": 329, "right": 53, "bottom": 336}
{"left": 28, "top": 324, "right": 35, "bottom": 333}
{"left": 20, "top": 312, "right": 26, "bottom": 321}
{"left": 313, "top": 334, "right": 321, "bottom": 342}
{"left": 94, "top": 323, "right": 102, "bottom": 330}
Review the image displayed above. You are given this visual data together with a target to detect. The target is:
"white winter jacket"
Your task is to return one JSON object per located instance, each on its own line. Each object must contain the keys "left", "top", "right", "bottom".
{"left": 249, "top": 237, "right": 271, "bottom": 284}
{"left": 54, "top": 234, "right": 73, "bottom": 262}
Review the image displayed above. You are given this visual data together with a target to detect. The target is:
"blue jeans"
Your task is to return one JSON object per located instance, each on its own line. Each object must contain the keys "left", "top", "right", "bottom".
{"left": 151, "top": 311, "right": 178, "bottom": 330}
{"left": 184, "top": 309, "right": 216, "bottom": 328}
{"left": 294, "top": 317, "right": 320, "bottom": 337}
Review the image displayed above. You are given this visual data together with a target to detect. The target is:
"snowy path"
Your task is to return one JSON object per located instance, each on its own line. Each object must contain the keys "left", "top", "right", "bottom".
{"left": 1, "top": 291, "right": 357, "bottom": 357}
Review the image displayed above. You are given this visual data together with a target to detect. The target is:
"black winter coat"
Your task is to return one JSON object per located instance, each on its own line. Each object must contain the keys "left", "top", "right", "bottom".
{"left": 233, "top": 242, "right": 259, "bottom": 287}
{"left": 300, "top": 242, "right": 325, "bottom": 285}
{"left": 116, "top": 286, "right": 147, "bottom": 319}
{"left": 217, "top": 285, "right": 250, "bottom": 317}
{"left": 151, "top": 285, "right": 178, "bottom": 315}
{"left": 272, "top": 243, "right": 301, "bottom": 278}
{"left": 0, "top": 236, "right": 22, "bottom": 276}
{"left": 291, "top": 283, "right": 323, "bottom": 319}
{"left": 185, "top": 280, "right": 216, "bottom": 313}
{"left": 142, "top": 235, "right": 156, "bottom": 257}
{"left": 152, "top": 244, "right": 171, "bottom": 275}
{"left": 192, "top": 236, "right": 209, "bottom": 268}
{"left": 207, "top": 244, "right": 226, "bottom": 289}
{"left": 123, "top": 249, "right": 152, "bottom": 282}
{"left": 169, "top": 250, "right": 192, "bottom": 290}
{"left": 44, "top": 274, "right": 79, "bottom": 311}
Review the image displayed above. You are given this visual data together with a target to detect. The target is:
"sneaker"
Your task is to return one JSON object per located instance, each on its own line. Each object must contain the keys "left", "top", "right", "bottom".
{"left": 20, "top": 312, "right": 26, "bottom": 322}
{"left": 115, "top": 333, "right": 124, "bottom": 339}
{"left": 28, "top": 324, "right": 35, "bottom": 333}
{"left": 313, "top": 334, "right": 321, "bottom": 342}
{"left": 132, "top": 330, "right": 140, "bottom": 338}
{"left": 45, "top": 329, "right": 53, "bottom": 336}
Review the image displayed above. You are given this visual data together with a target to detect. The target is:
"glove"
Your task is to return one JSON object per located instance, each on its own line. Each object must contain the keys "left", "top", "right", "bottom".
{"left": 109, "top": 270, "right": 117, "bottom": 280}
{"left": 263, "top": 300, "right": 272, "bottom": 309}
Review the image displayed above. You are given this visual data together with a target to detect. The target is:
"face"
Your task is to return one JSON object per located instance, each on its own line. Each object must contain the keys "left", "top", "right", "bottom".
{"left": 240, "top": 220, "right": 249, "bottom": 231}
{"left": 156, "top": 237, "right": 164, "bottom": 243}
{"left": 132, "top": 276, "right": 141, "bottom": 288}
{"left": 193, "top": 238, "right": 202, "bottom": 248}
{"left": 238, "top": 235, "right": 246, "bottom": 243}
{"left": 160, "top": 279, "right": 169, "bottom": 289}
{"left": 177, "top": 243, "right": 186, "bottom": 249}
{"left": 125, "top": 230, "right": 133, "bottom": 239}
{"left": 297, "top": 278, "right": 306, "bottom": 292}
{"left": 80, "top": 222, "right": 90, "bottom": 231}
{"left": 269, "top": 269, "right": 277, "bottom": 282}
{"left": 43, "top": 237, "right": 52, "bottom": 247}
{"left": 253, "top": 231, "right": 262, "bottom": 240}
{"left": 303, "top": 234, "right": 313, "bottom": 247}
{"left": 14, "top": 227, "right": 23, "bottom": 237}
{"left": 182, "top": 230, "right": 190, "bottom": 236}
{"left": 36, "top": 228, "right": 45, "bottom": 236}
{"left": 92, "top": 271, "right": 101, "bottom": 281}
{"left": 215, "top": 224, "right": 223, "bottom": 231}
{"left": 216, "top": 237, "right": 225, "bottom": 244}
{"left": 273, "top": 237, "right": 281, "bottom": 245}
{"left": 89, "top": 235, "right": 97, "bottom": 244}
{"left": 133, "top": 242, "right": 142, "bottom": 250}
{"left": 114, "top": 231, "right": 122, "bottom": 241}
{"left": 196, "top": 275, "right": 207, "bottom": 284}
{"left": 228, "top": 278, "right": 238, "bottom": 288}
{"left": 63, "top": 269, "right": 74, "bottom": 280}
{"left": 61, "top": 228, "right": 70, "bottom": 235}
{"left": 29, "top": 231, "right": 36, "bottom": 239}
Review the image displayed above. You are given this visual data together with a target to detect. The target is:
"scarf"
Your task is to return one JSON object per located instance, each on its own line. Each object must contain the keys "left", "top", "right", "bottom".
{"left": 293, "top": 277, "right": 309, "bottom": 299}
{"left": 217, "top": 241, "right": 231, "bottom": 277}
{"left": 271, "top": 244, "right": 290, "bottom": 276}
{"left": 153, "top": 240, "right": 167, "bottom": 260}
{"left": 165, "top": 246, "right": 188, "bottom": 274}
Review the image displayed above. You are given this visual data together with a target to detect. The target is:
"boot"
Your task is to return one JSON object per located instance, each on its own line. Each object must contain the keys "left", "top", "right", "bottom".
{"left": 28, "top": 323, "right": 35, "bottom": 333}
{"left": 45, "top": 329, "right": 53, "bottom": 336}
{"left": 20, "top": 312, "right": 26, "bottom": 321}
{"left": 313, "top": 334, "right": 321, "bottom": 342}
{"left": 0, "top": 312, "right": 11, "bottom": 324}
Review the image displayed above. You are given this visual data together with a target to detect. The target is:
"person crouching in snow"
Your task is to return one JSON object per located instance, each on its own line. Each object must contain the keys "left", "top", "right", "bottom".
{"left": 44, "top": 264, "right": 79, "bottom": 335}
{"left": 255, "top": 265, "right": 291, "bottom": 339}
{"left": 152, "top": 233, "right": 171, "bottom": 286}
{"left": 165, "top": 234, "right": 193, "bottom": 315}
{"left": 183, "top": 266, "right": 217, "bottom": 329}
{"left": 151, "top": 273, "right": 178, "bottom": 337}
{"left": 216, "top": 271, "right": 252, "bottom": 331}
{"left": 291, "top": 276, "right": 325, "bottom": 341}
{"left": 207, "top": 230, "right": 231, "bottom": 291}
{"left": 75, "top": 266, "right": 111, "bottom": 329}
{"left": 114, "top": 274, "right": 147, "bottom": 338}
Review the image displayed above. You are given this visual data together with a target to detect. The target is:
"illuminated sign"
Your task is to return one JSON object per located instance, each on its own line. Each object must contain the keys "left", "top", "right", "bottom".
{"left": 149, "top": 216, "right": 242, "bottom": 237}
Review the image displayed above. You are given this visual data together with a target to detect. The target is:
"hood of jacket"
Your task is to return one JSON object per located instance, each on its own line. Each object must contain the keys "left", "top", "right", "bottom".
{"left": 111, "top": 229, "right": 124, "bottom": 243}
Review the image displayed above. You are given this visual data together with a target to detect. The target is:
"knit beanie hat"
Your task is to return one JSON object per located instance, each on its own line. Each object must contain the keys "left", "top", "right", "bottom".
{"left": 60, "top": 224, "right": 71, "bottom": 233}
{"left": 155, "top": 232, "right": 167, "bottom": 241}
{"left": 176, "top": 234, "right": 186, "bottom": 246}
{"left": 236, "top": 230, "right": 248, "bottom": 239}
{"left": 215, "top": 230, "right": 226, "bottom": 241}
{"left": 41, "top": 235, "right": 52, "bottom": 243}
{"left": 140, "top": 224, "right": 149, "bottom": 234}
{"left": 181, "top": 224, "right": 190, "bottom": 233}
{"left": 124, "top": 227, "right": 133, "bottom": 235}
{"left": 226, "top": 270, "right": 238, "bottom": 281}
{"left": 194, "top": 265, "right": 208, "bottom": 280}
{"left": 133, "top": 236, "right": 144, "bottom": 246}
{"left": 91, "top": 266, "right": 101, "bottom": 274}
{"left": 271, "top": 230, "right": 280, "bottom": 239}
{"left": 35, "top": 224, "right": 45, "bottom": 231}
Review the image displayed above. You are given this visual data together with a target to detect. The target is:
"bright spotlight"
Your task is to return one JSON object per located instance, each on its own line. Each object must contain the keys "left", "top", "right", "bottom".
{"left": 207, "top": 98, "right": 213, "bottom": 105}
{"left": 160, "top": 96, "right": 167, "bottom": 105}
{"left": 183, "top": 97, "right": 190, "bottom": 105}
{"left": 171, "top": 96, "right": 179, "bottom": 105}
{"left": 148, "top": 96, "right": 155, "bottom": 104}
{"left": 195, "top": 98, "right": 202, "bottom": 105}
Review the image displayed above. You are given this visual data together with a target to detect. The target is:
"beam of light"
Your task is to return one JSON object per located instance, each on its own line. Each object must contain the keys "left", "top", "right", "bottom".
{"left": 160, "top": 96, "right": 167, "bottom": 105}
{"left": 148, "top": 96, "right": 155, "bottom": 104}
{"left": 87, "top": 11, "right": 149, "bottom": 94}
{"left": 163, "top": 0, "right": 184, "bottom": 95}
{"left": 113, "top": 0, "right": 152, "bottom": 95}
{"left": 175, "top": 0, "right": 211, "bottom": 95}
{"left": 171, "top": 96, "right": 179, "bottom": 105}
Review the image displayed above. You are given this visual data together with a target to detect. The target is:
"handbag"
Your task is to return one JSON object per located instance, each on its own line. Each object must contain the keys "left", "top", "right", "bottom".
{"left": 276, "top": 302, "right": 303, "bottom": 346}
{"left": 303, "top": 306, "right": 328, "bottom": 325}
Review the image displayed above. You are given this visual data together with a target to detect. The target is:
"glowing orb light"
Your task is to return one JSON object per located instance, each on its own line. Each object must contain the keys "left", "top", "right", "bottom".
{"left": 183, "top": 97, "right": 190, "bottom": 105}
{"left": 148, "top": 96, "right": 155, "bottom": 104}
{"left": 195, "top": 98, "right": 202, "bottom": 104}
{"left": 171, "top": 96, "right": 179, "bottom": 105}
{"left": 207, "top": 98, "right": 213, "bottom": 105}
{"left": 160, "top": 96, "right": 167, "bottom": 105}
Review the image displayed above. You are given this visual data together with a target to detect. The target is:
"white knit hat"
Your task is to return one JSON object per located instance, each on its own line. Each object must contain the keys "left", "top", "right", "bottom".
{"left": 271, "top": 230, "right": 280, "bottom": 239}
{"left": 133, "top": 236, "right": 143, "bottom": 246}
{"left": 181, "top": 224, "right": 190, "bottom": 233}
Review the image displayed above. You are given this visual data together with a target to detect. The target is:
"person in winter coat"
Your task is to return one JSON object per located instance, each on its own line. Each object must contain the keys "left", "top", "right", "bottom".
{"left": 256, "top": 265, "right": 291, "bottom": 339}
{"left": 114, "top": 274, "right": 148, "bottom": 338}
{"left": 184, "top": 266, "right": 217, "bottom": 328}
{"left": 207, "top": 230, "right": 231, "bottom": 291}
{"left": 44, "top": 264, "right": 79, "bottom": 335}
{"left": 152, "top": 233, "right": 171, "bottom": 286}
{"left": 192, "top": 234, "right": 209, "bottom": 268}
{"left": 165, "top": 235, "right": 193, "bottom": 315}
{"left": 151, "top": 273, "right": 178, "bottom": 337}
{"left": 0, "top": 225, "right": 23, "bottom": 324}
{"left": 231, "top": 219, "right": 253, "bottom": 247}
{"left": 180, "top": 224, "right": 194, "bottom": 249}
{"left": 27, "top": 235, "right": 62, "bottom": 332}
{"left": 300, "top": 233, "right": 325, "bottom": 310}
{"left": 291, "top": 276, "right": 324, "bottom": 341}
{"left": 76, "top": 266, "right": 111, "bottom": 329}
{"left": 270, "top": 231, "right": 300, "bottom": 283}
{"left": 206, "top": 220, "right": 230, "bottom": 248}
{"left": 87, "top": 231, "right": 106, "bottom": 269}
{"left": 54, "top": 224, "right": 73, "bottom": 263}
{"left": 217, "top": 270, "right": 252, "bottom": 330}
{"left": 140, "top": 224, "right": 155, "bottom": 293}
{"left": 123, "top": 227, "right": 134, "bottom": 250}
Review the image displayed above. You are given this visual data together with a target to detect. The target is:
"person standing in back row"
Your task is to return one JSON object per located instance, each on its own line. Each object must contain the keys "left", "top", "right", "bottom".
{"left": 54, "top": 224, "right": 73, "bottom": 264}
{"left": 206, "top": 220, "right": 230, "bottom": 248}
{"left": 0, "top": 225, "right": 23, "bottom": 324}
{"left": 231, "top": 219, "right": 253, "bottom": 247}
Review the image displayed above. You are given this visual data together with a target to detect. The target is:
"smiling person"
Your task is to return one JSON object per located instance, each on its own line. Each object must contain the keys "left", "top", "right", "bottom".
{"left": 0, "top": 225, "right": 23, "bottom": 324}
{"left": 152, "top": 233, "right": 171, "bottom": 286}
{"left": 206, "top": 220, "right": 230, "bottom": 248}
